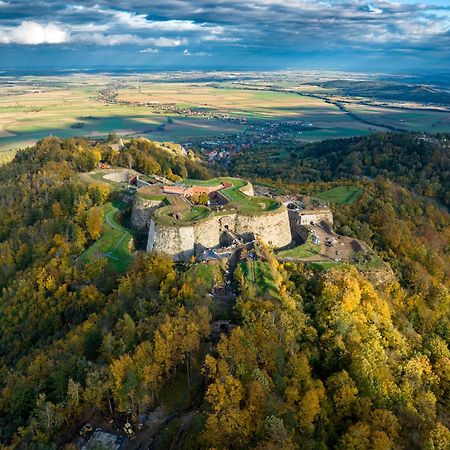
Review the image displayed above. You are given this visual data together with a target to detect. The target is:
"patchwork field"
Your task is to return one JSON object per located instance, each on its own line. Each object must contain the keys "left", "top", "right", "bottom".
{"left": 1, "top": 72, "right": 449, "bottom": 161}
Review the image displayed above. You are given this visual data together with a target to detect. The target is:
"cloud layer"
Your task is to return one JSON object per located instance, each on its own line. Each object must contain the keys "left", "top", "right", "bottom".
{"left": 0, "top": 0, "right": 448, "bottom": 71}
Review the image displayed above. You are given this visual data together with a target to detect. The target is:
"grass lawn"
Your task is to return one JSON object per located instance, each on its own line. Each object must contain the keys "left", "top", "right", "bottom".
{"left": 137, "top": 193, "right": 168, "bottom": 202}
{"left": 305, "top": 261, "right": 347, "bottom": 271}
{"left": 278, "top": 240, "right": 320, "bottom": 258}
{"left": 315, "top": 185, "right": 363, "bottom": 204}
{"left": 181, "top": 176, "right": 281, "bottom": 217}
{"left": 77, "top": 201, "right": 135, "bottom": 272}
{"left": 352, "top": 253, "right": 385, "bottom": 271}
{"left": 240, "top": 259, "right": 279, "bottom": 299}
{"left": 183, "top": 262, "right": 222, "bottom": 296}
{"left": 155, "top": 204, "right": 211, "bottom": 225}
{"left": 182, "top": 177, "right": 245, "bottom": 188}
{"left": 184, "top": 205, "right": 211, "bottom": 221}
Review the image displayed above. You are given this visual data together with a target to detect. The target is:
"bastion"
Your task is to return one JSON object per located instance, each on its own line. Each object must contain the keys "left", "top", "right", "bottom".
{"left": 133, "top": 177, "right": 292, "bottom": 261}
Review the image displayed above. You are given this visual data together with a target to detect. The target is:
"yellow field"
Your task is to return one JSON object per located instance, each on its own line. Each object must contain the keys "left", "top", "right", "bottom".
{"left": 1, "top": 73, "right": 448, "bottom": 164}
{"left": 116, "top": 82, "right": 326, "bottom": 117}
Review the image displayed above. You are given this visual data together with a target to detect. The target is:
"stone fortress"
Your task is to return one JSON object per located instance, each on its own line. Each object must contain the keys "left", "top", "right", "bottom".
{"left": 131, "top": 176, "right": 333, "bottom": 261}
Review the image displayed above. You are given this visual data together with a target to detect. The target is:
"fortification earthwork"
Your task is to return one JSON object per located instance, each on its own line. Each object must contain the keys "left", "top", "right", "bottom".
{"left": 131, "top": 176, "right": 333, "bottom": 261}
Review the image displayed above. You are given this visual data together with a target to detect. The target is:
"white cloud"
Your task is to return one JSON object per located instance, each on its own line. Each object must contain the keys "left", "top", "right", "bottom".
{"left": 183, "top": 48, "right": 210, "bottom": 56}
{"left": 72, "top": 6, "right": 224, "bottom": 33}
{"left": 152, "top": 37, "right": 187, "bottom": 47}
{"left": 75, "top": 33, "right": 186, "bottom": 47}
{"left": 139, "top": 47, "right": 159, "bottom": 53}
{"left": 0, "top": 21, "right": 69, "bottom": 44}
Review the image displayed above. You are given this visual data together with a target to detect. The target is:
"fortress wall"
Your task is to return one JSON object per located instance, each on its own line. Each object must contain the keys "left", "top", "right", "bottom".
{"left": 299, "top": 210, "right": 333, "bottom": 225}
{"left": 239, "top": 182, "right": 254, "bottom": 196}
{"left": 193, "top": 215, "right": 222, "bottom": 249}
{"left": 132, "top": 197, "right": 162, "bottom": 230}
{"left": 147, "top": 219, "right": 196, "bottom": 261}
{"left": 235, "top": 206, "right": 291, "bottom": 248}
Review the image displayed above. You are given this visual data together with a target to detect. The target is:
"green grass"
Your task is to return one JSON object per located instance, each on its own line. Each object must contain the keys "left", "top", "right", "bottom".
{"left": 352, "top": 253, "right": 385, "bottom": 271}
{"left": 155, "top": 204, "right": 211, "bottom": 225}
{"left": 305, "top": 261, "right": 347, "bottom": 271}
{"left": 229, "top": 196, "right": 280, "bottom": 215}
{"left": 278, "top": 240, "right": 320, "bottom": 258}
{"left": 185, "top": 177, "right": 282, "bottom": 214}
{"left": 77, "top": 201, "right": 135, "bottom": 272}
{"left": 184, "top": 205, "right": 211, "bottom": 221}
{"left": 241, "top": 259, "right": 279, "bottom": 299}
{"left": 166, "top": 176, "right": 282, "bottom": 222}
{"left": 137, "top": 193, "right": 168, "bottom": 203}
{"left": 315, "top": 185, "right": 363, "bottom": 204}
{"left": 182, "top": 177, "right": 245, "bottom": 188}
{"left": 183, "top": 262, "right": 221, "bottom": 297}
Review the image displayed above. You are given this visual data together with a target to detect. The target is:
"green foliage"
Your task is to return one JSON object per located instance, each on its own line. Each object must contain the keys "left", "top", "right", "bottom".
{"left": 230, "top": 131, "right": 450, "bottom": 206}
{"left": 1, "top": 133, "right": 449, "bottom": 449}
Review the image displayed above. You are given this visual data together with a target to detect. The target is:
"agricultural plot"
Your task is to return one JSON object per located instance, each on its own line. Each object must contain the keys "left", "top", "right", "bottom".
{"left": 345, "top": 103, "right": 450, "bottom": 133}
{"left": 1, "top": 74, "right": 449, "bottom": 161}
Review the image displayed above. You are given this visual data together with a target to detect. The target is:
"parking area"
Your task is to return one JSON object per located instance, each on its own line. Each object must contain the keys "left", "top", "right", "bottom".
{"left": 303, "top": 221, "right": 368, "bottom": 262}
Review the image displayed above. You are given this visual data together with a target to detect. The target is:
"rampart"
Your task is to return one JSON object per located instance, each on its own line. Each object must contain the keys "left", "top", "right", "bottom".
{"left": 132, "top": 197, "right": 164, "bottom": 230}
{"left": 146, "top": 206, "right": 291, "bottom": 261}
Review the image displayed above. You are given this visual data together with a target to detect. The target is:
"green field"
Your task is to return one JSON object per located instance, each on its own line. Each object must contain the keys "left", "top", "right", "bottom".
{"left": 78, "top": 201, "right": 135, "bottom": 272}
{"left": 2, "top": 74, "right": 449, "bottom": 165}
{"left": 193, "top": 177, "right": 281, "bottom": 214}
{"left": 181, "top": 177, "right": 281, "bottom": 219}
{"left": 155, "top": 204, "right": 212, "bottom": 226}
{"left": 0, "top": 74, "right": 419, "bottom": 158}
{"left": 277, "top": 240, "right": 320, "bottom": 258}
{"left": 315, "top": 185, "right": 363, "bottom": 204}
{"left": 183, "top": 262, "right": 221, "bottom": 296}
{"left": 240, "top": 259, "right": 279, "bottom": 299}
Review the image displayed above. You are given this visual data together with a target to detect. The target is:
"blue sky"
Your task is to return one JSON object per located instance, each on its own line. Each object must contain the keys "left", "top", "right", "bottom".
{"left": 0, "top": 0, "right": 449, "bottom": 72}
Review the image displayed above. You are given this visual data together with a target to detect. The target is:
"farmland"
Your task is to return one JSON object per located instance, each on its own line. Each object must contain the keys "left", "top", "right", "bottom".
{"left": 1, "top": 71, "right": 450, "bottom": 162}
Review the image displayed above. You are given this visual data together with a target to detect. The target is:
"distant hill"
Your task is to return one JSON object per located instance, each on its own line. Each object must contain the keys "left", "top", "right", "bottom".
{"left": 230, "top": 132, "right": 450, "bottom": 206}
{"left": 316, "top": 80, "right": 450, "bottom": 104}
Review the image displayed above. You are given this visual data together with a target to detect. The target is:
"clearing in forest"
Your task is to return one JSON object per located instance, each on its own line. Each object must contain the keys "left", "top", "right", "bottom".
{"left": 78, "top": 201, "right": 135, "bottom": 272}
{"left": 315, "top": 185, "right": 363, "bottom": 204}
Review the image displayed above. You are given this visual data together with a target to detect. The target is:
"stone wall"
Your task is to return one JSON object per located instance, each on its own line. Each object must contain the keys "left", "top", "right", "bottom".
{"left": 147, "top": 219, "right": 196, "bottom": 261}
{"left": 131, "top": 197, "right": 163, "bottom": 230}
{"left": 193, "top": 214, "right": 224, "bottom": 249}
{"left": 298, "top": 210, "right": 333, "bottom": 225}
{"left": 146, "top": 206, "right": 291, "bottom": 261}
{"left": 235, "top": 206, "right": 291, "bottom": 248}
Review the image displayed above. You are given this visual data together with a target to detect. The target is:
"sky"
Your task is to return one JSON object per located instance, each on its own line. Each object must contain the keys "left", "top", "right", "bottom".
{"left": 0, "top": 0, "right": 449, "bottom": 73}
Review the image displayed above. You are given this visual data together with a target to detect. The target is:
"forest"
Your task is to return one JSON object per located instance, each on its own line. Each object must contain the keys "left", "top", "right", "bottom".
{"left": 0, "top": 135, "right": 449, "bottom": 449}
{"left": 229, "top": 132, "right": 450, "bottom": 207}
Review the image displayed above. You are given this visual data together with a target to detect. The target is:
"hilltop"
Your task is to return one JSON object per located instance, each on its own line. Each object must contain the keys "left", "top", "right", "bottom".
{"left": 0, "top": 135, "right": 448, "bottom": 449}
